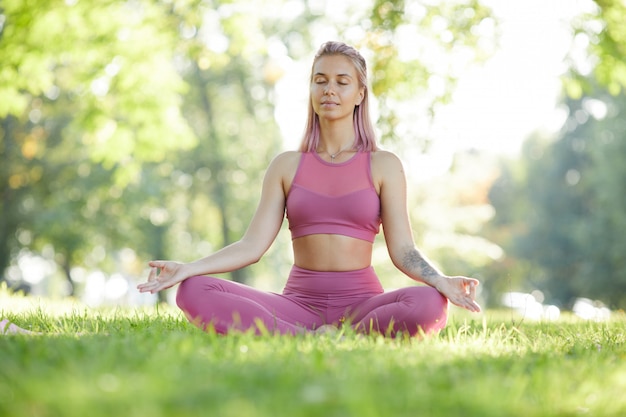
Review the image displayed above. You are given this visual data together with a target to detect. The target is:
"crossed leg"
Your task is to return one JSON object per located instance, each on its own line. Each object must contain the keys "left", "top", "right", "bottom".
{"left": 176, "top": 276, "right": 324, "bottom": 335}
{"left": 177, "top": 277, "right": 448, "bottom": 337}
{"left": 348, "top": 286, "right": 448, "bottom": 337}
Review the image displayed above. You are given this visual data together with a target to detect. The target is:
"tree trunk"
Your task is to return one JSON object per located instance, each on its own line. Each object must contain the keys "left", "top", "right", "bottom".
{"left": 0, "top": 116, "right": 18, "bottom": 283}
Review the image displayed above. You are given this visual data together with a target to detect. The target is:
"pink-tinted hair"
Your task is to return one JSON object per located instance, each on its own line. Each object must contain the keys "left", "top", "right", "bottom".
{"left": 299, "top": 41, "right": 378, "bottom": 153}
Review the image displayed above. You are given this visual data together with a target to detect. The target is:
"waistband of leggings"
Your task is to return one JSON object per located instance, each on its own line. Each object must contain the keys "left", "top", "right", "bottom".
{"left": 290, "top": 264, "right": 375, "bottom": 277}
{"left": 284, "top": 264, "right": 383, "bottom": 297}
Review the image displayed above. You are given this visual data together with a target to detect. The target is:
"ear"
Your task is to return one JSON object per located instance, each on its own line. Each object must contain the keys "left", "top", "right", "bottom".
{"left": 356, "top": 87, "right": 365, "bottom": 106}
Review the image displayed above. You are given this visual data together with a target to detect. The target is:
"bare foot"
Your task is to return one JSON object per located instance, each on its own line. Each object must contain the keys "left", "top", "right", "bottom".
{"left": 0, "top": 319, "right": 41, "bottom": 335}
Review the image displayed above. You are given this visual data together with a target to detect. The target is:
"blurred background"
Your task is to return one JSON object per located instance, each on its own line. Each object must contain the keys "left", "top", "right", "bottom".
{"left": 1, "top": 0, "right": 624, "bottom": 319}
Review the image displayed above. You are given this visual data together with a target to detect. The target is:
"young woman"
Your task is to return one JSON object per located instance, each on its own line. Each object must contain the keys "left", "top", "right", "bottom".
{"left": 137, "top": 41, "right": 481, "bottom": 336}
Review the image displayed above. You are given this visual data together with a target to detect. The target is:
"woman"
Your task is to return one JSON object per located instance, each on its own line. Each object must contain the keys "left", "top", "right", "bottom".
{"left": 137, "top": 41, "right": 481, "bottom": 337}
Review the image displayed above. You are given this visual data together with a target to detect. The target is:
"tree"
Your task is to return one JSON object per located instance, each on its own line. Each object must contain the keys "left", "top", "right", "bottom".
{"left": 0, "top": 0, "right": 196, "bottom": 287}
{"left": 564, "top": 0, "right": 626, "bottom": 98}
{"left": 0, "top": 0, "right": 195, "bottom": 163}
{"left": 365, "top": 0, "right": 495, "bottom": 148}
{"left": 163, "top": 4, "right": 288, "bottom": 283}
{"left": 572, "top": 92, "right": 626, "bottom": 307}
{"left": 488, "top": 90, "right": 626, "bottom": 309}
{"left": 482, "top": 0, "right": 626, "bottom": 309}
{"left": 1, "top": 0, "right": 498, "bottom": 295}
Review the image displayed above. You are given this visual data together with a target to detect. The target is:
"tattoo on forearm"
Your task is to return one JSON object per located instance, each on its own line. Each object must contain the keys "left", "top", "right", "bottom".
{"left": 401, "top": 247, "right": 441, "bottom": 285}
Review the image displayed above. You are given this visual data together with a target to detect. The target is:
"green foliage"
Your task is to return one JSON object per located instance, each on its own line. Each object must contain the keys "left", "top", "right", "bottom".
{"left": 488, "top": 90, "right": 626, "bottom": 309}
{"left": 0, "top": 0, "right": 499, "bottom": 292}
{"left": 0, "top": 0, "right": 196, "bottom": 165}
{"left": 5, "top": 0, "right": 626, "bottom": 303}
{"left": 0, "top": 0, "right": 282, "bottom": 287}
{"left": 565, "top": 0, "right": 626, "bottom": 97}
{"left": 485, "top": 1, "right": 626, "bottom": 309}
{"left": 407, "top": 152, "right": 502, "bottom": 290}
{"left": 1, "top": 295, "right": 625, "bottom": 417}
{"left": 364, "top": 0, "right": 496, "bottom": 146}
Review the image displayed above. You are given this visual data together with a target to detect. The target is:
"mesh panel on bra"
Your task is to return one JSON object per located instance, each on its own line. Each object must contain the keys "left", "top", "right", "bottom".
{"left": 292, "top": 152, "right": 373, "bottom": 197}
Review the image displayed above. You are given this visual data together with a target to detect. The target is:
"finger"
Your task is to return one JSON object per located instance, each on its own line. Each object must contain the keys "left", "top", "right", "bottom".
{"left": 137, "top": 273, "right": 161, "bottom": 292}
{"left": 137, "top": 279, "right": 157, "bottom": 291}
{"left": 462, "top": 280, "right": 472, "bottom": 296}
{"left": 148, "top": 260, "right": 166, "bottom": 270}
{"left": 149, "top": 283, "right": 166, "bottom": 294}
{"left": 147, "top": 267, "right": 158, "bottom": 282}
{"left": 455, "top": 296, "right": 477, "bottom": 313}
{"left": 460, "top": 285, "right": 480, "bottom": 313}
{"left": 455, "top": 298, "right": 477, "bottom": 313}
{"left": 140, "top": 282, "right": 164, "bottom": 294}
{"left": 469, "top": 281, "right": 477, "bottom": 300}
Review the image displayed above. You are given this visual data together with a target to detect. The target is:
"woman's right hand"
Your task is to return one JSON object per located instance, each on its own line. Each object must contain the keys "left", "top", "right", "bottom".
{"left": 136, "top": 260, "right": 188, "bottom": 294}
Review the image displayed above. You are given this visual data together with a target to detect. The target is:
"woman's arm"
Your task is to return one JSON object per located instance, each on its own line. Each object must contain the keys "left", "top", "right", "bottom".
{"left": 374, "top": 151, "right": 481, "bottom": 312}
{"left": 137, "top": 152, "right": 294, "bottom": 294}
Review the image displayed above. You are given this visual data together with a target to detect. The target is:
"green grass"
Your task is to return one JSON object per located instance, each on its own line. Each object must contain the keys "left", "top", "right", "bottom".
{"left": 2, "top": 291, "right": 625, "bottom": 417}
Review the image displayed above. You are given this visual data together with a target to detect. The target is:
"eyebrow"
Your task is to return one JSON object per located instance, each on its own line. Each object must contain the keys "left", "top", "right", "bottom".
{"left": 313, "top": 72, "right": 353, "bottom": 78}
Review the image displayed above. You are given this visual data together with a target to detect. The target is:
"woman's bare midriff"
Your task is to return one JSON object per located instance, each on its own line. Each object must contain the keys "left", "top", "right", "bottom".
{"left": 292, "top": 234, "right": 373, "bottom": 271}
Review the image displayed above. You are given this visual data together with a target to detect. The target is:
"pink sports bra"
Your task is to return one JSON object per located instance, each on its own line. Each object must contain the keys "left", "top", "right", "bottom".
{"left": 286, "top": 151, "right": 381, "bottom": 242}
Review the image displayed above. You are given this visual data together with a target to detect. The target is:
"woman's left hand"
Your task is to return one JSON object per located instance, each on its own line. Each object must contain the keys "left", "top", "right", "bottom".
{"left": 435, "top": 276, "right": 481, "bottom": 313}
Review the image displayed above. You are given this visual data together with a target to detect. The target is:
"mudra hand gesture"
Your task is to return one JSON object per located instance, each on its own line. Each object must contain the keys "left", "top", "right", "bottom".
{"left": 137, "top": 261, "right": 186, "bottom": 294}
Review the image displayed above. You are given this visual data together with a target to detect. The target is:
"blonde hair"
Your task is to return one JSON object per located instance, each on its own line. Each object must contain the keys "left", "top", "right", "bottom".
{"left": 299, "top": 41, "right": 378, "bottom": 152}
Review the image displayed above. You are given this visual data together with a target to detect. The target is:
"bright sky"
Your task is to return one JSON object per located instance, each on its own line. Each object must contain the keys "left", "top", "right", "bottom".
{"left": 431, "top": 0, "right": 591, "bottom": 155}
{"left": 274, "top": 0, "right": 593, "bottom": 173}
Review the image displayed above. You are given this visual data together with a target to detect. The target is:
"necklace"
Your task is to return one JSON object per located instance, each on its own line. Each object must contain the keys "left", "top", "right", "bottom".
{"left": 322, "top": 143, "right": 353, "bottom": 162}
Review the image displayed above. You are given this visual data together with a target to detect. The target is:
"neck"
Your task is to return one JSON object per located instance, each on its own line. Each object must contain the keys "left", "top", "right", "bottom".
{"left": 318, "top": 137, "right": 355, "bottom": 157}
{"left": 318, "top": 120, "right": 356, "bottom": 155}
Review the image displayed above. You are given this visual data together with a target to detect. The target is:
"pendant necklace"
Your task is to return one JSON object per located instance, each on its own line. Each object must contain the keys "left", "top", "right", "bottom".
{"left": 326, "top": 143, "right": 353, "bottom": 162}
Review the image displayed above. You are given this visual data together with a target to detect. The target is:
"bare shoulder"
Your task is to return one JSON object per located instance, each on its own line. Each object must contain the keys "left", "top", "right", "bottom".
{"left": 371, "top": 150, "right": 405, "bottom": 179}
{"left": 268, "top": 150, "right": 300, "bottom": 175}
{"left": 272, "top": 150, "right": 301, "bottom": 164}
{"left": 266, "top": 151, "right": 302, "bottom": 191}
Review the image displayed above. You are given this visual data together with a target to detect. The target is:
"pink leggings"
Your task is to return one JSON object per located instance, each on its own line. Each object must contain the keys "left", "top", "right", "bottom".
{"left": 176, "top": 265, "right": 448, "bottom": 337}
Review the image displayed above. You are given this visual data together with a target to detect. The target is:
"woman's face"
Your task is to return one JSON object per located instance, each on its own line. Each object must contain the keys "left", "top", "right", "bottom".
{"left": 310, "top": 55, "right": 364, "bottom": 122}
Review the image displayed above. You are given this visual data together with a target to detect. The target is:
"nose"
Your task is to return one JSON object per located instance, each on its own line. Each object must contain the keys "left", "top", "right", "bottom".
{"left": 323, "top": 83, "right": 335, "bottom": 96}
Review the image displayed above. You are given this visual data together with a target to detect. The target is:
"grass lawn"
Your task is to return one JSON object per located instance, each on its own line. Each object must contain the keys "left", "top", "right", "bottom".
{"left": 1, "top": 291, "right": 625, "bottom": 417}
